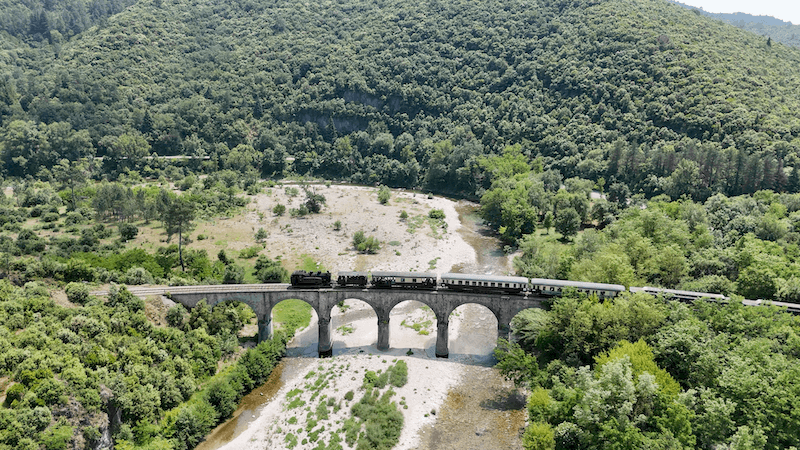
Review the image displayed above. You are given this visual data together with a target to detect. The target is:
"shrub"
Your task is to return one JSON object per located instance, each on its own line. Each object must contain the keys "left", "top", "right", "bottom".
{"left": 389, "top": 361, "right": 408, "bottom": 387}
{"left": 353, "top": 231, "right": 380, "bottom": 254}
{"left": 41, "top": 212, "right": 60, "bottom": 223}
{"left": 239, "top": 246, "right": 261, "bottom": 259}
{"left": 378, "top": 185, "right": 391, "bottom": 204}
{"left": 123, "top": 267, "right": 154, "bottom": 285}
{"left": 273, "top": 204, "right": 286, "bottom": 216}
{"left": 333, "top": 220, "right": 342, "bottom": 231}
{"left": 255, "top": 228, "right": 268, "bottom": 241}
{"left": 428, "top": 209, "right": 445, "bottom": 219}
{"left": 223, "top": 264, "right": 245, "bottom": 284}
{"left": 64, "top": 211, "right": 85, "bottom": 225}
{"left": 254, "top": 255, "right": 288, "bottom": 283}
{"left": 399, "top": 210, "right": 408, "bottom": 220}
{"left": 119, "top": 223, "right": 139, "bottom": 242}
{"left": 65, "top": 282, "right": 90, "bottom": 304}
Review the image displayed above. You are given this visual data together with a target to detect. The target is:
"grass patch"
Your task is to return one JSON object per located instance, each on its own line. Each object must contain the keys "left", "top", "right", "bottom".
{"left": 337, "top": 324, "right": 355, "bottom": 335}
{"left": 273, "top": 299, "right": 313, "bottom": 333}
{"left": 401, "top": 318, "right": 432, "bottom": 335}
{"left": 299, "top": 254, "right": 325, "bottom": 272}
{"left": 406, "top": 215, "right": 425, "bottom": 234}
{"left": 388, "top": 240, "right": 401, "bottom": 246}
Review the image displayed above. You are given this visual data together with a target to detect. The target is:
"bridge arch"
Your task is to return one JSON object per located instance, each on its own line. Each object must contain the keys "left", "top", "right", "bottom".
{"left": 388, "top": 299, "right": 440, "bottom": 355}
{"left": 446, "top": 303, "right": 500, "bottom": 361}
{"left": 330, "top": 298, "right": 379, "bottom": 352}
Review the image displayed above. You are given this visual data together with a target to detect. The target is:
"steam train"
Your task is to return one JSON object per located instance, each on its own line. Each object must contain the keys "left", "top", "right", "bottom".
{"left": 290, "top": 270, "right": 800, "bottom": 312}
{"left": 290, "top": 270, "right": 627, "bottom": 298}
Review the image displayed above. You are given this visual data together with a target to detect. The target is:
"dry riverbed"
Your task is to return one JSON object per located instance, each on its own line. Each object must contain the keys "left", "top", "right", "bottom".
{"left": 193, "top": 185, "right": 524, "bottom": 450}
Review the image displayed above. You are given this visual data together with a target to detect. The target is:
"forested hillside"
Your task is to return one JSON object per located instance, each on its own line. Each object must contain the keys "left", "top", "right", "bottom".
{"left": 0, "top": 0, "right": 138, "bottom": 42}
{"left": 669, "top": 1, "right": 800, "bottom": 48}
{"left": 2, "top": 0, "right": 800, "bottom": 199}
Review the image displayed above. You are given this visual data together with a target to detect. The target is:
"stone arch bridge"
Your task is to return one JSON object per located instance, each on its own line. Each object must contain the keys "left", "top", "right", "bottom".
{"left": 165, "top": 284, "right": 545, "bottom": 358}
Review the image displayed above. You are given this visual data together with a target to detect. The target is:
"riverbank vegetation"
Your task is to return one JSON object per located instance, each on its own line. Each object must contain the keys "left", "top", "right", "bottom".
{"left": 497, "top": 290, "right": 800, "bottom": 450}
{"left": 0, "top": 281, "right": 304, "bottom": 450}
{"left": 268, "top": 359, "right": 408, "bottom": 450}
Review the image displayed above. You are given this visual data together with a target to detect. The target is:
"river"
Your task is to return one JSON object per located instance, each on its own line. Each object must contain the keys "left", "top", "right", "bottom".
{"left": 196, "top": 200, "right": 526, "bottom": 450}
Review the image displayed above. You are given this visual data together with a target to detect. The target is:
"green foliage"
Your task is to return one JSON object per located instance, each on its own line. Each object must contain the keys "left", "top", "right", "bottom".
{"left": 272, "top": 299, "right": 313, "bottom": 334}
{"left": 350, "top": 389, "right": 404, "bottom": 450}
{"left": 273, "top": 204, "right": 286, "bottom": 216}
{"left": 522, "top": 422, "right": 555, "bottom": 450}
{"left": 352, "top": 231, "right": 381, "bottom": 254}
{"left": 64, "top": 282, "right": 89, "bottom": 304}
{"left": 119, "top": 223, "right": 139, "bottom": 242}
{"left": 377, "top": 186, "right": 391, "bottom": 205}
{"left": 253, "top": 255, "right": 288, "bottom": 283}
{"left": 388, "top": 361, "right": 408, "bottom": 387}
{"left": 428, "top": 209, "right": 445, "bottom": 220}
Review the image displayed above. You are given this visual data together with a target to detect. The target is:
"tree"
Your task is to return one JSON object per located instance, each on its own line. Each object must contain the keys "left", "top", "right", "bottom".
{"left": 555, "top": 208, "right": 580, "bottom": 239}
{"left": 304, "top": 189, "right": 326, "bottom": 214}
{"left": 119, "top": 223, "right": 139, "bottom": 242}
{"left": 106, "top": 132, "right": 151, "bottom": 174}
{"left": 543, "top": 212, "right": 553, "bottom": 234}
{"left": 378, "top": 185, "right": 391, "bottom": 204}
{"left": 157, "top": 190, "right": 196, "bottom": 272}
{"left": 52, "top": 159, "right": 88, "bottom": 211}
{"left": 253, "top": 255, "right": 288, "bottom": 283}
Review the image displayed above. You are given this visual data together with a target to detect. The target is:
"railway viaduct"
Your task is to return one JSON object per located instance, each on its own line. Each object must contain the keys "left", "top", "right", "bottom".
{"left": 165, "top": 284, "right": 546, "bottom": 358}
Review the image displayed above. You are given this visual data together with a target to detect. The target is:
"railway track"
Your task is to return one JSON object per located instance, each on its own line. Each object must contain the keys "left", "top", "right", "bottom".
{"left": 90, "top": 283, "right": 293, "bottom": 298}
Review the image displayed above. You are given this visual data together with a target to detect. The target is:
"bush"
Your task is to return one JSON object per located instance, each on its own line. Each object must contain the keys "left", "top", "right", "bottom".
{"left": 41, "top": 212, "right": 60, "bottom": 223}
{"left": 238, "top": 246, "right": 261, "bottom": 259}
{"left": 64, "top": 211, "right": 85, "bottom": 225}
{"left": 64, "top": 282, "right": 90, "bottom": 304}
{"left": 254, "top": 255, "right": 288, "bottom": 283}
{"left": 273, "top": 204, "right": 286, "bottom": 216}
{"left": 119, "top": 223, "right": 138, "bottom": 242}
{"left": 389, "top": 361, "right": 408, "bottom": 387}
{"left": 378, "top": 185, "right": 391, "bottom": 204}
{"left": 333, "top": 220, "right": 342, "bottom": 231}
{"left": 359, "top": 237, "right": 380, "bottom": 254}
{"left": 123, "top": 267, "right": 155, "bottom": 285}
{"left": 428, "top": 209, "right": 445, "bottom": 219}
{"left": 223, "top": 264, "right": 245, "bottom": 284}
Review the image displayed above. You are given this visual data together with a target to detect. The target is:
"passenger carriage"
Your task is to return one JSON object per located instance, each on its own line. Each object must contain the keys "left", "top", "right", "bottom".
{"left": 440, "top": 273, "right": 529, "bottom": 295}
{"left": 530, "top": 278, "right": 625, "bottom": 299}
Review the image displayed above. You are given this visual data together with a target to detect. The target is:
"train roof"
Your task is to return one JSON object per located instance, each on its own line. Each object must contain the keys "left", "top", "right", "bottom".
{"left": 336, "top": 271, "right": 369, "bottom": 277}
{"left": 630, "top": 286, "right": 728, "bottom": 299}
{"left": 530, "top": 278, "right": 626, "bottom": 292}
{"left": 370, "top": 271, "right": 437, "bottom": 278}
{"left": 441, "top": 273, "right": 529, "bottom": 284}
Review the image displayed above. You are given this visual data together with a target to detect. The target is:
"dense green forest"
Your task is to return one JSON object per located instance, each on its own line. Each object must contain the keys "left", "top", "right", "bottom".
{"left": 3, "top": 0, "right": 800, "bottom": 448}
{"left": 2, "top": 0, "right": 800, "bottom": 199}
{"left": 498, "top": 291, "right": 800, "bottom": 450}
